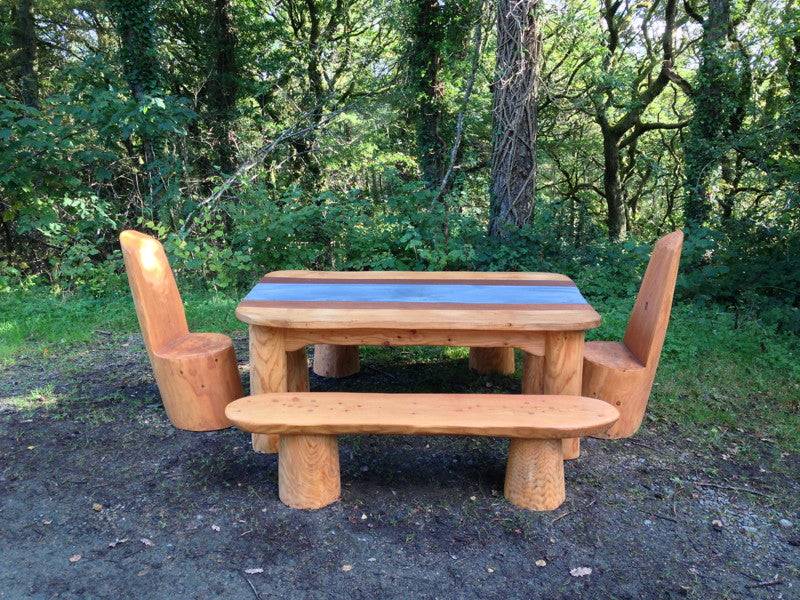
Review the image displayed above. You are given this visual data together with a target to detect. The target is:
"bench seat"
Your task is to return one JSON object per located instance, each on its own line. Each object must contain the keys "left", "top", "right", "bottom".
{"left": 227, "top": 393, "right": 619, "bottom": 511}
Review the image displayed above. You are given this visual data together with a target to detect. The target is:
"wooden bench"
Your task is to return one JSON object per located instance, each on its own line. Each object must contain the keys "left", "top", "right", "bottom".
{"left": 226, "top": 393, "right": 619, "bottom": 511}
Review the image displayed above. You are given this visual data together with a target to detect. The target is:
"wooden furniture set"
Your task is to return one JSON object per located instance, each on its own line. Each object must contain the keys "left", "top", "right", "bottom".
{"left": 121, "top": 229, "right": 683, "bottom": 512}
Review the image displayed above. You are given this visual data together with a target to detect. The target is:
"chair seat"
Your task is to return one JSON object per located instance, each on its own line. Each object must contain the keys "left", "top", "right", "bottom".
{"left": 584, "top": 341, "right": 645, "bottom": 372}
{"left": 154, "top": 332, "right": 234, "bottom": 360}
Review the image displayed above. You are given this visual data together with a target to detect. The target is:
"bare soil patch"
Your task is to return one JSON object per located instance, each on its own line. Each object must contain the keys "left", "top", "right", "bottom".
{"left": 1, "top": 335, "right": 798, "bottom": 599}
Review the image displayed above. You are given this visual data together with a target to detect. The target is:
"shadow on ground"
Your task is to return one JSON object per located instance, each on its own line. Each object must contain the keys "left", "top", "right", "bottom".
{"left": 0, "top": 333, "right": 798, "bottom": 599}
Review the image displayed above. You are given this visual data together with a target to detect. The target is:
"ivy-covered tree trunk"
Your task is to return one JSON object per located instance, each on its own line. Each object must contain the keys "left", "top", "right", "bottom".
{"left": 108, "top": 0, "right": 159, "bottom": 102}
{"left": 683, "top": 0, "right": 734, "bottom": 227}
{"left": 207, "top": 0, "right": 238, "bottom": 174}
{"left": 781, "top": 0, "right": 800, "bottom": 198}
{"left": 108, "top": 0, "right": 161, "bottom": 208}
{"left": 488, "top": 0, "right": 539, "bottom": 238}
{"left": 409, "top": 0, "right": 447, "bottom": 188}
{"left": 11, "top": 0, "right": 38, "bottom": 108}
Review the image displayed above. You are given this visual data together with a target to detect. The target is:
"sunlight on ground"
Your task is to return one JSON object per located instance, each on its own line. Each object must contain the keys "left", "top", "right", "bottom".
{"left": 0, "top": 385, "right": 59, "bottom": 412}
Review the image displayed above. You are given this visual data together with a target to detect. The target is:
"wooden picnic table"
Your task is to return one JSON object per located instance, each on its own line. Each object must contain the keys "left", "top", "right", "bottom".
{"left": 235, "top": 270, "right": 601, "bottom": 456}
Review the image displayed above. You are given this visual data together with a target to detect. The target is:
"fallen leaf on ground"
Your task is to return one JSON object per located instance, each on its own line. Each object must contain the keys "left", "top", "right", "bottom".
{"left": 68, "top": 554, "right": 81, "bottom": 563}
{"left": 244, "top": 568, "right": 263, "bottom": 574}
{"left": 92, "top": 503, "right": 103, "bottom": 512}
{"left": 341, "top": 564, "right": 353, "bottom": 572}
{"left": 570, "top": 567, "right": 592, "bottom": 577}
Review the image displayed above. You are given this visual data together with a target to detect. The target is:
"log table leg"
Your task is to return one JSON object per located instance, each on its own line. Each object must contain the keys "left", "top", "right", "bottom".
{"left": 541, "top": 331, "right": 584, "bottom": 459}
{"left": 278, "top": 434, "right": 341, "bottom": 509}
{"left": 313, "top": 345, "right": 360, "bottom": 378}
{"left": 249, "top": 326, "right": 288, "bottom": 454}
{"left": 504, "top": 438, "right": 565, "bottom": 510}
{"left": 468, "top": 347, "right": 515, "bottom": 375}
{"left": 287, "top": 347, "right": 310, "bottom": 394}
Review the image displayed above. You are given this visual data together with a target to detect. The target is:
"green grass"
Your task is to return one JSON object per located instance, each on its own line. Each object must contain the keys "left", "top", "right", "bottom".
{"left": 0, "top": 288, "right": 244, "bottom": 361}
{"left": 1, "top": 288, "right": 798, "bottom": 451}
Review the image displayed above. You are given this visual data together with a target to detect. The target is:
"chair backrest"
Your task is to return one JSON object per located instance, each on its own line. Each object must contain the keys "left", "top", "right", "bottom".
{"left": 120, "top": 230, "right": 189, "bottom": 354}
{"left": 623, "top": 230, "right": 684, "bottom": 367}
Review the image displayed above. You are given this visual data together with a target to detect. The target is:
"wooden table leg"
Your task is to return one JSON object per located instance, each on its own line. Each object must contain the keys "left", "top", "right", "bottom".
{"left": 312, "top": 344, "right": 360, "bottom": 378}
{"left": 542, "top": 331, "right": 584, "bottom": 459}
{"left": 504, "top": 438, "right": 565, "bottom": 510}
{"left": 468, "top": 347, "right": 515, "bottom": 375}
{"left": 287, "top": 347, "right": 310, "bottom": 393}
{"left": 249, "top": 325, "right": 287, "bottom": 453}
{"left": 279, "top": 433, "right": 341, "bottom": 509}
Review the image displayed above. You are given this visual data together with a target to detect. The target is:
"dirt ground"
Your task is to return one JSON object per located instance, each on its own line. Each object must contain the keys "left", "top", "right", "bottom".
{"left": 1, "top": 334, "right": 798, "bottom": 599}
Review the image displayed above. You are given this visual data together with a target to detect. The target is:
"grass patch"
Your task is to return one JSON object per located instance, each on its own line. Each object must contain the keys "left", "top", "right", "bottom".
{"left": 0, "top": 288, "right": 244, "bottom": 362}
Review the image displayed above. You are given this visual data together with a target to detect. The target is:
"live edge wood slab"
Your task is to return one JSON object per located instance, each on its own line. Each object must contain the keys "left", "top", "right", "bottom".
{"left": 227, "top": 393, "right": 619, "bottom": 511}
{"left": 236, "top": 270, "right": 601, "bottom": 459}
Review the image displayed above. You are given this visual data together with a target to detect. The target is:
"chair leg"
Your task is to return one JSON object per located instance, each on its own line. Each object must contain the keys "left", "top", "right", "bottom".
{"left": 504, "top": 438, "right": 565, "bottom": 511}
{"left": 278, "top": 434, "right": 341, "bottom": 509}
{"left": 313, "top": 345, "right": 360, "bottom": 378}
{"left": 468, "top": 347, "right": 515, "bottom": 375}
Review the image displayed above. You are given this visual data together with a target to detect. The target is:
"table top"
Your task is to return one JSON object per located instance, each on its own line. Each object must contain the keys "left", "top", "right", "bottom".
{"left": 236, "top": 270, "right": 601, "bottom": 331}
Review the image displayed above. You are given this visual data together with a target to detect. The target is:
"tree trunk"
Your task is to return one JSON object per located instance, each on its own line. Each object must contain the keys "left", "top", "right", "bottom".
{"left": 108, "top": 0, "right": 161, "bottom": 208}
{"left": 109, "top": 0, "right": 159, "bottom": 102}
{"left": 207, "top": 0, "right": 238, "bottom": 174}
{"left": 683, "top": 0, "right": 732, "bottom": 227}
{"left": 11, "top": 0, "right": 38, "bottom": 108}
{"left": 601, "top": 129, "right": 625, "bottom": 240}
{"left": 409, "top": 0, "right": 447, "bottom": 188}
{"left": 488, "top": 0, "right": 539, "bottom": 238}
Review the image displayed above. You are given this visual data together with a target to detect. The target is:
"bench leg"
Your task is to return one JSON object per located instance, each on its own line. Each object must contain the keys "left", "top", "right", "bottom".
{"left": 468, "top": 347, "right": 515, "bottom": 375}
{"left": 279, "top": 434, "right": 341, "bottom": 509}
{"left": 504, "top": 438, "right": 565, "bottom": 511}
{"left": 313, "top": 345, "right": 360, "bottom": 378}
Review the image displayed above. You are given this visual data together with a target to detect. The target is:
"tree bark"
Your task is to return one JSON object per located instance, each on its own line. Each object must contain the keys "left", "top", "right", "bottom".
{"left": 488, "top": 0, "right": 539, "bottom": 238}
{"left": 11, "top": 0, "right": 38, "bottom": 107}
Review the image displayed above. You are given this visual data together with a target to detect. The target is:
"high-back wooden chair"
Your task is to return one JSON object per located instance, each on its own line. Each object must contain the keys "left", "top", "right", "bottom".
{"left": 120, "top": 230, "right": 243, "bottom": 431}
{"left": 526, "top": 230, "right": 683, "bottom": 440}
{"left": 582, "top": 230, "right": 684, "bottom": 438}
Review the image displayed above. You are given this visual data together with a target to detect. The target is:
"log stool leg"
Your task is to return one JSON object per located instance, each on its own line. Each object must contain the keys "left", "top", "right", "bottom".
{"left": 278, "top": 434, "right": 341, "bottom": 509}
{"left": 468, "top": 347, "right": 515, "bottom": 375}
{"left": 504, "top": 438, "right": 565, "bottom": 511}
{"left": 543, "top": 331, "right": 584, "bottom": 460}
{"left": 249, "top": 326, "right": 287, "bottom": 454}
{"left": 313, "top": 345, "right": 360, "bottom": 378}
